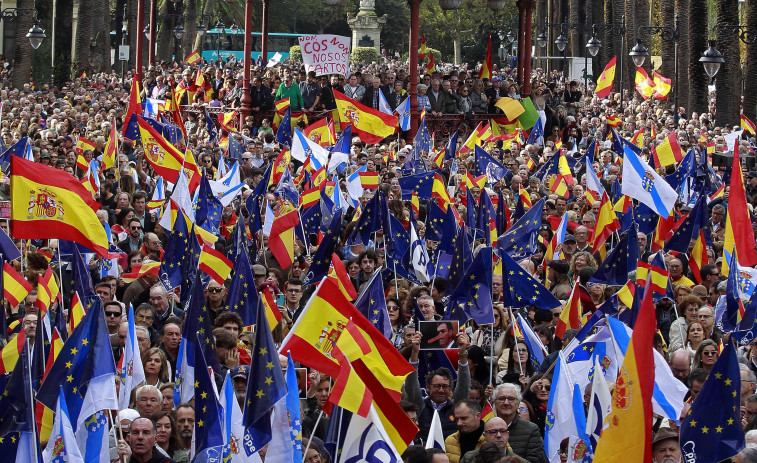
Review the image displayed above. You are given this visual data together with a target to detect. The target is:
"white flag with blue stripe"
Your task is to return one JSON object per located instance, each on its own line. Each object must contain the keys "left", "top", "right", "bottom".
{"left": 585, "top": 356, "right": 611, "bottom": 451}
{"left": 425, "top": 410, "right": 446, "bottom": 450}
{"left": 396, "top": 97, "right": 411, "bottom": 131}
{"left": 545, "top": 351, "right": 579, "bottom": 463}
{"left": 621, "top": 144, "right": 678, "bottom": 217}
{"left": 410, "top": 218, "right": 431, "bottom": 283}
{"left": 43, "top": 388, "right": 84, "bottom": 463}
{"left": 210, "top": 160, "right": 244, "bottom": 206}
{"left": 378, "top": 90, "right": 392, "bottom": 115}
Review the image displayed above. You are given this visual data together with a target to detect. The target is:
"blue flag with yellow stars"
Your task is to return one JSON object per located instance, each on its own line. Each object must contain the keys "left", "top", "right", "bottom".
{"left": 227, "top": 246, "right": 260, "bottom": 332}
{"left": 444, "top": 225, "right": 472, "bottom": 296}
{"left": 385, "top": 214, "right": 415, "bottom": 283}
{"left": 0, "top": 336, "right": 33, "bottom": 437}
{"left": 71, "top": 244, "right": 97, "bottom": 309}
{"left": 228, "top": 133, "right": 245, "bottom": 161}
{"left": 192, "top": 332, "right": 225, "bottom": 461}
{"left": 665, "top": 194, "right": 711, "bottom": 253}
{"left": 415, "top": 116, "right": 432, "bottom": 153}
{"left": 500, "top": 249, "right": 561, "bottom": 309}
{"left": 397, "top": 170, "right": 436, "bottom": 201}
{"left": 679, "top": 340, "right": 744, "bottom": 463}
{"left": 446, "top": 246, "right": 494, "bottom": 324}
{"left": 204, "top": 107, "right": 217, "bottom": 144}
{"left": 347, "top": 190, "right": 389, "bottom": 246}
{"left": 443, "top": 129, "right": 459, "bottom": 162}
{"left": 665, "top": 148, "right": 696, "bottom": 193}
{"left": 633, "top": 202, "right": 658, "bottom": 235}
{"left": 180, "top": 226, "right": 204, "bottom": 309}
{"left": 589, "top": 223, "right": 639, "bottom": 286}
{"left": 298, "top": 197, "right": 322, "bottom": 243}
{"left": 36, "top": 294, "right": 118, "bottom": 429}
{"left": 354, "top": 269, "right": 392, "bottom": 339}
{"left": 242, "top": 283, "right": 287, "bottom": 456}
{"left": 497, "top": 197, "right": 544, "bottom": 259}
{"left": 196, "top": 173, "right": 223, "bottom": 235}
{"left": 425, "top": 200, "right": 448, "bottom": 242}
{"left": 475, "top": 145, "right": 510, "bottom": 185}
{"left": 303, "top": 209, "right": 342, "bottom": 286}
{"left": 496, "top": 188, "right": 509, "bottom": 236}
{"left": 276, "top": 108, "right": 293, "bottom": 148}
{"left": 159, "top": 209, "right": 192, "bottom": 290}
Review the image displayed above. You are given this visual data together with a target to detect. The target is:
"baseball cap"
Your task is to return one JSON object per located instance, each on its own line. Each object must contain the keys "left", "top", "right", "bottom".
{"left": 232, "top": 365, "right": 249, "bottom": 380}
{"left": 564, "top": 234, "right": 576, "bottom": 243}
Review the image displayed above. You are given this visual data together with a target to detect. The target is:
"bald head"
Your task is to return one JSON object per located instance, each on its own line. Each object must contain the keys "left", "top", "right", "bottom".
{"left": 483, "top": 417, "right": 509, "bottom": 449}
{"left": 670, "top": 348, "right": 691, "bottom": 384}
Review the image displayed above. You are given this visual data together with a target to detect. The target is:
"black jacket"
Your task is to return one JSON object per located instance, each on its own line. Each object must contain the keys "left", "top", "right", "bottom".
{"left": 251, "top": 84, "right": 273, "bottom": 110}
{"left": 360, "top": 86, "right": 388, "bottom": 110}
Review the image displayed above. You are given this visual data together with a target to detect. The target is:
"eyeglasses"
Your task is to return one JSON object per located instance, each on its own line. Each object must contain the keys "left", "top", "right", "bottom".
{"left": 105, "top": 311, "right": 121, "bottom": 318}
{"left": 430, "top": 383, "right": 450, "bottom": 390}
{"left": 698, "top": 314, "right": 713, "bottom": 319}
{"left": 286, "top": 288, "right": 302, "bottom": 294}
{"left": 496, "top": 396, "right": 517, "bottom": 402}
{"left": 130, "top": 226, "right": 142, "bottom": 230}
{"left": 387, "top": 305, "right": 399, "bottom": 312}
{"left": 702, "top": 351, "right": 718, "bottom": 357}
{"left": 536, "top": 384, "right": 551, "bottom": 391}
{"left": 484, "top": 429, "right": 508, "bottom": 436}
{"left": 207, "top": 287, "right": 224, "bottom": 294}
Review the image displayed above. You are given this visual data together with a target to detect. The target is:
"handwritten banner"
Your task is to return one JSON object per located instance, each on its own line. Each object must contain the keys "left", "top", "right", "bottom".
{"left": 298, "top": 35, "right": 351, "bottom": 76}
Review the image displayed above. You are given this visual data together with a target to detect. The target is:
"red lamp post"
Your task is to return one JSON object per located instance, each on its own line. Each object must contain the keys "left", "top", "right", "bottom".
{"left": 261, "top": 0, "right": 270, "bottom": 67}
{"left": 148, "top": 0, "right": 156, "bottom": 68}
{"left": 135, "top": 0, "right": 145, "bottom": 82}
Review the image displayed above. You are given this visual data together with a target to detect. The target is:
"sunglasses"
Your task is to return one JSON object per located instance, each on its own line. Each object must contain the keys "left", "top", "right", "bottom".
{"left": 105, "top": 311, "right": 121, "bottom": 318}
{"left": 207, "top": 287, "right": 224, "bottom": 294}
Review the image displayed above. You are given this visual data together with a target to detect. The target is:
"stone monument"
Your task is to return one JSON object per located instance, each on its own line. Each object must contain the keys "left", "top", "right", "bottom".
{"left": 347, "top": 0, "right": 386, "bottom": 54}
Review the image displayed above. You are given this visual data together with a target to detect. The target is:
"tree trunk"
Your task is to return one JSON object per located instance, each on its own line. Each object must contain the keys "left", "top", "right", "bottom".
{"left": 715, "top": 0, "right": 740, "bottom": 127}
{"left": 90, "top": 0, "right": 111, "bottom": 73}
{"left": 744, "top": 0, "right": 757, "bottom": 121}
{"left": 625, "top": 0, "right": 637, "bottom": 103}
{"left": 13, "top": 0, "right": 36, "bottom": 89}
{"left": 585, "top": 0, "right": 603, "bottom": 79}
{"left": 73, "top": 0, "right": 93, "bottom": 78}
{"left": 194, "top": 0, "right": 218, "bottom": 50}
{"left": 183, "top": 0, "right": 198, "bottom": 60}
{"left": 687, "top": 0, "right": 708, "bottom": 114}
{"left": 157, "top": 0, "right": 173, "bottom": 63}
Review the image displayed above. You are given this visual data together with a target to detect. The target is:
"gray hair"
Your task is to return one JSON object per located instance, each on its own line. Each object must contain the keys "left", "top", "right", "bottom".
{"left": 712, "top": 204, "right": 726, "bottom": 214}
{"left": 737, "top": 447, "right": 757, "bottom": 462}
{"left": 134, "top": 325, "right": 150, "bottom": 339}
{"left": 135, "top": 384, "right": 163, "bottom": 402}
{"left": 493, "top": 383, "right": 522, "bottom": 402}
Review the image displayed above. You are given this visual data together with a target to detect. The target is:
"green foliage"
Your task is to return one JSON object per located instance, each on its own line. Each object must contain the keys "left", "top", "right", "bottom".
{"left": 402, "top": 47, "right": 442, "bottom": 62}
{"left": 289, "top": 45, "right": 302, "bottom": 63}
{"left": 352, "top": 46, "right": 379, "bottom": 64}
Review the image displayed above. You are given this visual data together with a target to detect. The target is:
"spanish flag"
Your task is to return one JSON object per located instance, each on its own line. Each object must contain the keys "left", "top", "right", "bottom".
{"left": 359, "top": 171, "right": 380, "bottom": 189}
{"left": 636, "top": 259, "right": 670, "bottom": 295}
{"left": 100, "top": 118, "right": 118, "bottom": 172}
{"left": 299, "top": 185, "right": 322, "bottom": 209}
{"left": 36, "top": 327, "right": 63, "bottom": 441}
{"left": 592, "top": 191, "right": 620, "bottom": 252}
{"left": 723, "top": 141, "right": 757, "bottom": 274}
{"left": 459, "top": 121, "right": 492, "bottom": 156}
{"left": 120, "top": 262, "right": 161, "bottom": 284}
{"left": 304, "top": 117, "right": 335, "bottom": 147}
{"left": 185, "top": 50, "right": 201, "bottom": 65}
{"left": 259, "top": 285, "right": 284, "bottom": 332}
{"left": 689, "top": 229, "right": 709, "bottom": 283}
{"left": 280, "top": 278, "right": 414, "bottom": 394}
{"left": 137, "top": 115, "right": 200, "bottom": 192}
{"left": 35, "top": 267, "right": 59, "bottom": 315}
{"left": 630, "top": 128, "right": 644, "bottom": 148}
{"left": 68, "top": 292, "right": 87, "bottom": 335}
{"left": 198, "top": 243, "right": 233, "bottom": 284}
{"left": 425, "top": 52, "right": 436, "bottom": 75}
{"left": 595, "top": 56, "right": 617, "bottom": 98}
{"left": 742, "top": 114, "right": 757, "bottom": 135}
{"left": 10, "top": 155, "right": 109, "bottom": 257}
{"left": 75, "top": 137, "right": 96, "bottom": 156}
{"left": 555, "top": 283, "right": 587, "bottom": 339}
{"left": 3, "top": 262, "right": 32, "bottom": 308}
{"left": 634, "top": 67, "right": 655, "bottom": 100}
{"left": 593, "top": 276, "right": 656, "bottom": 463}
{"left": 268, "top": 199, "right": 299, "bottom": 269}
{"left": 327, "top": 253, "right": 358, "bottom": 300}
{"left": 218, "top": 110, "right": 237, "bottom": 132}
{"left": 652, "top": 72, "right": 671, "bottom": 99}
{"left": 479, "top": 34, "right": 493, "bottom": 81}
{"left": 334, "top": 89, "right": 398, "bottom": 143}
{"left": 0, "top": 330, "right": 24, "bottom": 374}
{"left": 652, "top": 131, "right": 683, "bottom": 167}
{"left": 419, "top": 35, "right": 428, "bottom": 60}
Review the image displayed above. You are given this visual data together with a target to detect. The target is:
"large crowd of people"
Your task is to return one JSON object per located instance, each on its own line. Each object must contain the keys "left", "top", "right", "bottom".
{"left": 4, "top": 49, "right": 757, "bottom": 463}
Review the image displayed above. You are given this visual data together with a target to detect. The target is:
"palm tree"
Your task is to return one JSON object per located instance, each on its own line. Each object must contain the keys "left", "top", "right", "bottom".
{"left": 675, "top": 0, "right": 690, "bottom": 113}
{"left": 687, "top": 0, "right": 708, "bottom": 114}
{"left": 183, "top": 0, "right": 198, "bottom": 58}
{"left": 660, "top": 1, "right": 675, "bottom": 92}
{"left": 91, "top": 0, "right": 112, "bottom": 73}
{"left": 744, "top": 0, "right": 757, "bottom": 121}
{"left": 12, "top": 0, "right": 36, "bottom": 90}
{"left": 715, "top": 0, "right": 740, "bottom": 127}
{"left": 73, "top": 0, "right": 94, "bottom": 77}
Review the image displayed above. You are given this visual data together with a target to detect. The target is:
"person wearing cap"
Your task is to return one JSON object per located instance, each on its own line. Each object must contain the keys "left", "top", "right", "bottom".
{"left": 651, "top": 427, "right": 681, "bottom": 463}
{"left": 231, "top": 365, "right": 249, "bottom": 406}
{"left": 253, "top": 264, "right": 267, "bottom": 287}
{"left": 562, "top": 234, "right": 577, "bottom": 261}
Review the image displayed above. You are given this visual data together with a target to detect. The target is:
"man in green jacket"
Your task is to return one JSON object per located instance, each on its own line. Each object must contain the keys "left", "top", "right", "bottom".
{"left": 493, "top": 383, "right": 547, "bottom": 463}
{"left": 274, "top": 74, "right": 304, "bottom": 111}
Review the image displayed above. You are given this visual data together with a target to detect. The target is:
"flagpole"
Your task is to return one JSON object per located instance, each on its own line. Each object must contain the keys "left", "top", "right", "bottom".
{"left": 489, "top": 323, "right": 495, "bottom": 386}
{"left": 508, "top": 307, "right": 524, "bottom": 374}
{"left": 297, "top": 210, "right": 311, "bottom": 258}
{"left": 385, "top": 196, "right": 400, "bottom": 298}
{"left": 25, "top": 343, "right": 39, "bottom": 463}
{"left": 302, "top": 409, "right": 325, "bottom": 457}
{"left": 430, "top": 249, "right": 441, "bottom": 291}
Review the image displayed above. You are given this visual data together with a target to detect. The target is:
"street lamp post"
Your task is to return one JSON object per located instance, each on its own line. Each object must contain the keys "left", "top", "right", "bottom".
{"left": 121, "top": 5, "right": 128, "bottom": 81}
{"left": 215, "top": 19, "right": 225, "bottom": 64}
{"left": 699, "top": 40, "right": 725, "bottom": 80}
{"left": 148, "top": 0, "right": 156, "bottom": 68}
{"left": 712, "top": 24, "right": 757, "bottom": 97}
{"left": 635, "top": 15, "right": 680, "bottom": 126}
{"left": 135, "top": 0, "right": 144, "bottom": 82}
{"left": 585, "top": 15, "right": 626, "bottom": 112}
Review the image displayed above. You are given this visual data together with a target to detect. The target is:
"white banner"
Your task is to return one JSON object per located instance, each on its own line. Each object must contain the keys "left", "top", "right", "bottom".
{"left": 298, "top": 34, "right": 351, "bottom": 76}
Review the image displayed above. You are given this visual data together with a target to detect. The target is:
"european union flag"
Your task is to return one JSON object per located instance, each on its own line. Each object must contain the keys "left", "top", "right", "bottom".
{"left": 665, "top": 148, "right": 696, "bottom": 193}
{"left": 447, "top": 246, "right": 494, "bottom": 324}
{"left": 228, "top": 133, "right": 245, "bottom": 160}
{"left": 71, "top": 244, "right": 97, "bottom": 309}
{"left": 276, "top": 108, "right": 293, "bottom": 148}
{"left": 397, "top": 170, "right": 436, "bottom": 200}
{"left": 475, "top": 145, "right": 510, "bottom": 185}
{"left": 679, "top": 340, "right": 744, "bottom": 463}
{"left": 180, "top": 226, "right": 203, "bottom": 308}
{"left": 425, "top": 200, "right": 448, "bottom": 242}
{"left": 227, "top": 247, "right": 259, "bottom": 331}
{"left": 159, "top": 209, "right": 192, "bottom": 290}
{"left": 500, "top": 250, "right": 560, "bottom": 309}
{"left": 589, "top": 223, "right": 639, "bottom": 286}
{"left": 175, "top": 268, "right": 219, "bottom": 405}
{"left": 303, "top": 208, "right": 342, "bottom": 286}
{"left": 2, "top": 137, "right": 29, "bottom": 159}
{"left": 0, "top": 226, "right": 20, "bottom": 262}
{"left": 354, "top": 270, "right": 391, "bottom": 339}
{"left": 633, "top": 202, "right": 658, "bottom": 235}
{"left": 195, "top": 174, "right": 223, "bottom": 235}
{"left": 298, "top": 197, "right": 322, "bottom": 242}
{"left": 526, "top": 117, "right": 543, "bottom": 145}
{"left": 401, "top": 145, "right": 428, "bottom": 175}
{"left": 36, "top": 296, "right": 118, "bottom": 436}
{"left": 665, "top": 194, "right": 711, "bottom": 253}
{"left": 497, "top": 197, "right": 544, "bottom": 259}
{"left": 347, "top": 191, "right": 389, "bottom": 246}
{"left": 445, "top": 225, "right": 472, "bottom": 296}
{"left": 0, "top": 340, "right": 40, "bottom": 462}
{"left": 274, "top": 166, "right": 299, "bottom": 207}
{"left": 415, "top": 116, "right": 432, "bottom": 153}
{"left": 242, "top": 284, "right": 286, "bottom": 455}
{"left": 204, "top": 107, "right": 217, "bottom": 143}
{"left": 385, "top": 214, "right": 415, "bottom": 283}
{"left": 496, "top": 188, "right": 509, "bottom": 236}
{"left": 192, "top": 333, "right": 225, "bottom": 461}
{"left": 444, "top": 129, "right": 459, "bottom": 162}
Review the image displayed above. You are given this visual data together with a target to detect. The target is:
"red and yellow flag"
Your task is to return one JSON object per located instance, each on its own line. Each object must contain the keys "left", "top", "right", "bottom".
{"left": 419, "top": 35, "right": 428, "bottom": 60}
{"left": 593, "top": 271, "right": 657, "bottom": 463}
{"left": 75, "top": 137, "right": 96, "bottom": 156}
{"left": 198, "top": 244, "right": 233, "bottom": 284}
{"left": 634, "top": 67, "right": 655, "bottom": 100}
{"left": 359, "top": 171, "right": 380, "bottom": 189}
{"left": 137, "top": 115, "right": 200, "bottom": 192}
{"left": 652, "top": 72, "right": 671, "bottom": 99}
{"left": 595, "top": 56, "right": 617, "bottom": 98}
{"left": 742, "top": 114, "right": 757, "bottom": 135}
{"left": 120, "top": 262, "right": 161, "bottom": 283}
{"left": 592, "top": 191, "right": 620, "bottom": 252}
{"left": 3, "top": 262, "right": 32, "bottom": 307}
{"left": 0, "top": 330, "right": 25, "bottom": 375}
{"left": 68, "top": 292, "right": 87, "bottom": 335}
{"left": 259, "top": 285, "right": 284, "bottom": 332}
{"left": 652, "top": 131, "right": 683, "bottom": 167}
{"left": 334, "top": 89, "right": 398, "bottom": 143}
{"left": 35, "top": 267, "right": 60, "bottom": 315}
{"left": 555, "top": 283, "right": 587, "bottom": 339}
{"left": 268, "top": 200, "right": 299, "bottom": 269}
{"left": 101, "top": 119, "right": 119, "bottom": 172}
{"left": 185, "top": 50, "right": 201, "bottom": 65}
{"left": 689, "top": 230, "right": 708, "bottom": 284}
{"left": 10, "top": 156, "right": 109, "bottom": 257}
{"left": 425, "top": 52, "right": 436, "bottom": 75}
{"left": 479, "top": 34, "right": 493, "bottom": 81}
{"left": 327, "top": 253, "right": 358, "bottom": 300}
{"left": 304, "top": 117, "right": 335, "bottom": 147}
